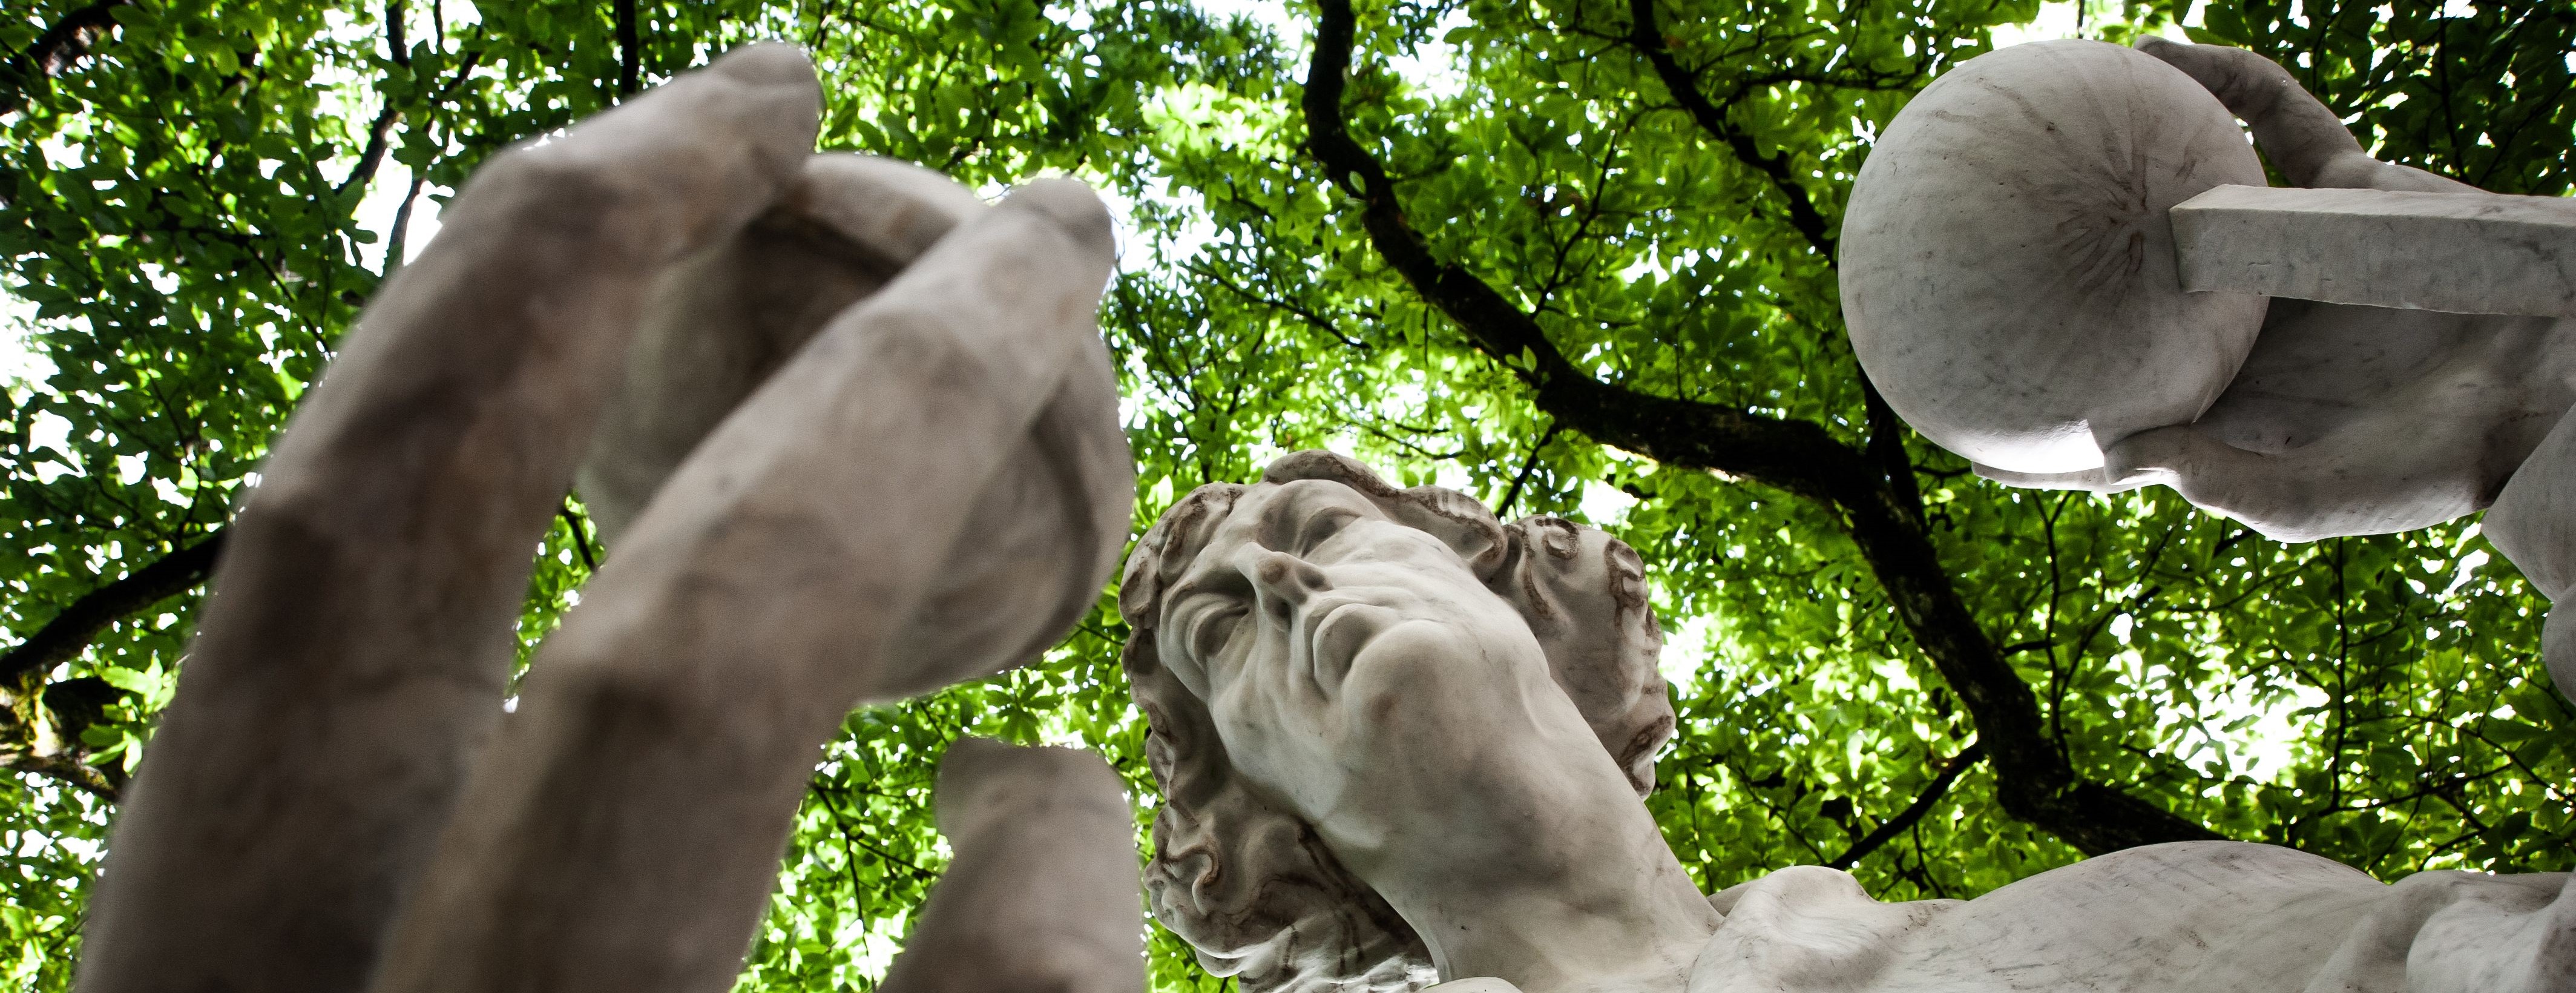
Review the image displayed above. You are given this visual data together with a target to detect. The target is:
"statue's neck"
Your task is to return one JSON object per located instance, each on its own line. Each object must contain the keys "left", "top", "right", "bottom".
{"left": 1334, "top": 795, "right": 1720, "bottom": 993}
{"left": 1398, "top": 874, "right": 1715, "bottom": 993}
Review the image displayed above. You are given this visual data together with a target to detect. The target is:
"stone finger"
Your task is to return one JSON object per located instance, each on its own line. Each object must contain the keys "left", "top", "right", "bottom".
{"left": 876, "top": 739, "right": 1145, "bottom": 993}
{"left": 2134, "top": 36, "right": 2365, "bottom": 188}
{"left": 2107, "top": 421, "right": 2493, "bottom": 543}
{"left": 366, "top": 180, "right": 1128, "bottom": 993}
{"left": 577, "top": 154, "right": 987, "bottom": 542}
{"left": 73, "top": 44, "right": 821, "bottom": 993}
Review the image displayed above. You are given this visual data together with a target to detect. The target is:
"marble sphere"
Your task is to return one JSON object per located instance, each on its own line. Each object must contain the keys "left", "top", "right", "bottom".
{"left": 1840, "top": 39, "right": 2270, "bottom": 473}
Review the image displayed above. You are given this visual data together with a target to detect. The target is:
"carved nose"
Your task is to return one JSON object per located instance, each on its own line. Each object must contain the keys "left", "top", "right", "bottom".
{"left": 1229, "top": 544, "right": 1330, "bottom": 609}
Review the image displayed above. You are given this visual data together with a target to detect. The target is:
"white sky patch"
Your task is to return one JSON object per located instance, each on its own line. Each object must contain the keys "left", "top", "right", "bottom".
{"left": 0, "top": 289, "right": 51, "bottom": 389}
{"left": 1579, "top": 477, "right": 1638, "bottom": 524}
{"left": 2189, "top": 676, "right": 2328, "bottom": 779}
{"left": 346, "top": 158, "right": 447, "bottom": 272}
{"left": 1658, "top": 612, "right": 1721, "bottom": 695}
{"left": 1990, "top": 0, "right": 2199, "bottom": 47}
{"left": 1193, "top": 0, "right": 1304, "bottom": 52}
{"left": 322, "top": 4, "right": 455, "bottom": 272}
{"left": 1386, "top": 6, "right": 1476, "bottom": 103}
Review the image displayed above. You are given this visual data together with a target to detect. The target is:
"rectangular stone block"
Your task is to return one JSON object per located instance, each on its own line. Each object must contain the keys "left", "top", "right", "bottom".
{"left": 2171, "top": 183, "right": 2576, "bottom": 317}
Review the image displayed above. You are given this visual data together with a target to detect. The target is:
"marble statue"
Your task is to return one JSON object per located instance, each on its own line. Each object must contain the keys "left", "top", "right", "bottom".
{"left": 75, "top": 44, "right": 1142, "bottom": 993}
{"left": 872, "top": 738, "right": 1147, "bottom": 993}
{"left": 1121, "top": 450, "right": 2576, "bottom": 993}
{"left": 1839, "top": 38, "right": 2576, "bottom": 698}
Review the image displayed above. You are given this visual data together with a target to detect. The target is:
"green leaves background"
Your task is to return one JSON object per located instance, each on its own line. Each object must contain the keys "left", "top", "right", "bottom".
{"left": 2, "top": 1, "right": 2572, "bottom": 989}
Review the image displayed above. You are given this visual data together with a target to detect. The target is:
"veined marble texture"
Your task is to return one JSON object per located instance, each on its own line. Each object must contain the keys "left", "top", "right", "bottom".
{"left": 1840, "top": 37, "right": 2576, "bottom": 699}
{"left": 1123, "top": 452, "right": 2575, "bottom": 993}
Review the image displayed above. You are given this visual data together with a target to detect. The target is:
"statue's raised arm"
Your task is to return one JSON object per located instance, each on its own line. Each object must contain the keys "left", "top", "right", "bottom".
{"left": 1839, "top": 38, "right": 2576, "bottom": 698}
{"left": 76, "top": 43, "right": 1142, "bottom": 993}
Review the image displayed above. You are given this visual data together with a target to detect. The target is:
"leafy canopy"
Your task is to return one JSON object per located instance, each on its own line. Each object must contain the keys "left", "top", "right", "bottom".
{"left": 0, "top": 0, "right": 2570, "bottom": 989}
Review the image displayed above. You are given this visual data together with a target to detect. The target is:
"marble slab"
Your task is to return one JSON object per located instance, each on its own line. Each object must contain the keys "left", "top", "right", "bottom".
{"left": 2174, "top": 183, "right": 2576, "bottom": 317}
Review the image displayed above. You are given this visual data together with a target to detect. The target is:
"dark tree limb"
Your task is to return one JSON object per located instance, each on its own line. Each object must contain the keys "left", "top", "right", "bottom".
{"left": 5, "top": 749, "right": 120, "bottom": 802}
{"left": 559, "top": 498, "right": 600, "bottom": 572}
{"left": 0, "top": 533, "right": 223, "bottom": 802}
{"left": 1623, "top": 0, "right": 1836, "bottom": 259}
{"left": 333, "top": 3, "right": 412, "bottom": 197}
{"left": 336, "top": 107, "right": 404, "bottom": 196}
{"left": 385, "top": 0, "right": 410, "bottom": 67}
{"left": 1, "top": 531, "right": 226, "bottom": 690}
{"left": 1828, "top": 742, "right": 1985, "bottom": 869}
{"left": 1302, "top": 0, "right": 2217, "bottom": 856}
{"left": 0, "top": 0, "right": 131, "bottom": 117}
{"left": 614, "top": 0, "right": 640, "bottom": 97}
{"left": 1497, "top": 421, "right": 1565, "bottom": 519}
{"left": 383, "top": 174, "right": 425, "bottom": 277}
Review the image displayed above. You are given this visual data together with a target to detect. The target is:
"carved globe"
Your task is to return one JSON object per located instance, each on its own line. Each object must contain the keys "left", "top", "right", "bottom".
{"left": 1839, "top": 39, "right": 2269, "bottom": 473}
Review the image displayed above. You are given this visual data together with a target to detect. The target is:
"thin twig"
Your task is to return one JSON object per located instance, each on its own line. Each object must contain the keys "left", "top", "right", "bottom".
{"left": 1826, "top": 742, "right": 1986, "bottom": 869}
{"left": 1496, "top": 421, "right": 1565, "bottom": 519}
{"left": 558, "top": 500, "right": 600, "bottom": 572}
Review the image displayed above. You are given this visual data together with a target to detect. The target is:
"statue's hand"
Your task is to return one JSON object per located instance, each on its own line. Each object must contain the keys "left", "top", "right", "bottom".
{"left": 371, "top": 152, "right": 1131, "bottom": 993}
{"left": 79, "top": 42, "right": 827, "bottom": 993}
{"left": 2125, "top": 37, "right": 2576, "bottom": 699}
{"left": 574, "top": 153, "right": 993, "bottom": 541}
{"left": 2135, "top": 36, "right": 2471, "bottom": 194}
{"left": 2113, "top": 41, "right": 2575, "bottom": 540}
{"left": 81, "top": 41, "right": 1137, "bottom": 993}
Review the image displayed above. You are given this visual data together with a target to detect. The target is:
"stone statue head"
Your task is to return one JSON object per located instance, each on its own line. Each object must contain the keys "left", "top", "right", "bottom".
{"left": 1117, "top": 451, "right": 1676, "bottom": 993}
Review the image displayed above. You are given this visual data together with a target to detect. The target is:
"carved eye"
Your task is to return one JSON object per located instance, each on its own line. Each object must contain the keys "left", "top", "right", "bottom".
{"left": 1295, "top": 506, "right": 1364, "bottom": 554}
{"left": 1188, "top": 604, "right": 1247, "bottom": 661}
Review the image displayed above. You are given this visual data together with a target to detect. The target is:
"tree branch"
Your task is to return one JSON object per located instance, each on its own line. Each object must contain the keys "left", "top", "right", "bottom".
{"left": 614, "top": 0, "right": 640, "bottom": 97}
{"left": 335, "top": 110, "right": 402, "bottom": 197}
{"left": 1623, "top": 0, "right": 1836, "bottom": 259}
{"left": 332, "top": 2, "right": 412, "bottom": 197}
{"left": 5, "top": 749, "right": 119, "bottom": 802}
{"left": 559, "top": 499, "right": 599, "bottom": 572}
{"left": 383, "top": 174, "right": 424, "bottom": 277}
{"left": 1, "top": 0, "right": 131, "bottom": 117}
{"left": 1497, "top": 421, "right": 1565, "bottom": 519}
{"left": 1827, "top": 742, "right": 1984, "bottom": 869}
{"left": 1, "top": 531, "right": 226, "bottom": 690}
{"left": 1301, "top": 0, "right": 2217, "bottom": 856}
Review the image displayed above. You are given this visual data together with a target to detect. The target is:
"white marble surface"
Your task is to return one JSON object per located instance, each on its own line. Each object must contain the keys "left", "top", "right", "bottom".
{"left": 1122, "top": 452, "right": 1701, "bottom": 993}
{"left": 1126, "top": 452, "right": 2576, "bottom": 993}
{"left": 1840, "top": 39, "right": 2268, "bottom": 474}
{"left": 1685, "top": 843, "right": 2574, "bottom": 993}
{"left": 876, "top": 738, "right": 1145, "bottom": 993}
{"left": 1841, "top": 36, "right": 2576, "bottom": 697}
{"left": 2175, "top": 184, "right": 2576, "bottom": 317}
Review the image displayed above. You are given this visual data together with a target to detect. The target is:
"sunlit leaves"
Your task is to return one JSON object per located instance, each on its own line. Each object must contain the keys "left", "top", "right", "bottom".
{"left": 2, "top": 1, "right": 2572, "bottom": 991}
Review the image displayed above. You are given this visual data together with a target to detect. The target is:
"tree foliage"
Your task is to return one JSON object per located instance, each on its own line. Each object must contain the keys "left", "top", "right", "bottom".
{"left": 1, "top": 0, "right": 2571, "bottom": 989}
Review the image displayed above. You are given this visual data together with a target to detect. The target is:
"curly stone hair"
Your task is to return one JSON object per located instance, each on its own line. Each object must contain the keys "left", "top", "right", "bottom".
{"left": 1117, "top": 452, "right": 1677, "bottom": 993}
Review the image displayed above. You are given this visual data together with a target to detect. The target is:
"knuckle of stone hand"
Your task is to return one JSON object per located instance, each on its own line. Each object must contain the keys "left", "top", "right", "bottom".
{"left": 473, "top": 148, "right": 652, "bottom": 237}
